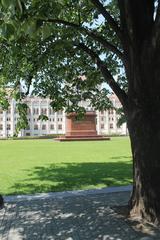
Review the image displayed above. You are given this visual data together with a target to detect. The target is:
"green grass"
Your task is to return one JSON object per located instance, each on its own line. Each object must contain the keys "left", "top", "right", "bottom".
{"left": 0, "top": 137, "right": 132, "bottom": 195}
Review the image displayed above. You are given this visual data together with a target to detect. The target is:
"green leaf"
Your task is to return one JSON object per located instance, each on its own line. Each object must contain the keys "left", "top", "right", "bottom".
{"left": 37, "top": 114, "right": 49, "bottom": 121}
{"left": 41, "top": 25, "right": 52, "bottom": 40}
{"left": 22, "top": 20, "right": 37, "bottom": 36}
{"left": 16, "top": 0, "right": 23, "bottom": 14}
{"left": 1, "top": 0, "right": 13, "bottom": 8}
{"left": 0, "top": 23, "right": 15, "bottom": 39}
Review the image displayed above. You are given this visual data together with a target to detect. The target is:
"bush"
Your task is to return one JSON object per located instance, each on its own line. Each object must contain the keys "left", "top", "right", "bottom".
{"left": 12, "top": 134, "right": 64, "bottom": 140}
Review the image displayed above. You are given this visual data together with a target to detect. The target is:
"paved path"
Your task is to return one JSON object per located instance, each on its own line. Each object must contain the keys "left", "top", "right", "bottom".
{"left": 0, "top": 188, "right": 160, "bottom": 240}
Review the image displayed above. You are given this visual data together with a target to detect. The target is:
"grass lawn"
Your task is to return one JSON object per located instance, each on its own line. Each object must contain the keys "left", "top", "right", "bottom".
{"left": 0, "top": 137, "right": 132, "bottom": 195}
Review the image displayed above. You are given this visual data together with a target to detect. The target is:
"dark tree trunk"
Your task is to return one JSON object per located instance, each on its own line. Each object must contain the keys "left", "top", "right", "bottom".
{"left": 126, "top": 88, "right": 160, "bottom": 224}
{"left": 0, "top": 195, "right": 4, "bottom": 209}
{"left": 117, "top": 5, "right": 160, "bottom": 220}
{"left": 91, "top": 0, "right": 160, "bottom": 225}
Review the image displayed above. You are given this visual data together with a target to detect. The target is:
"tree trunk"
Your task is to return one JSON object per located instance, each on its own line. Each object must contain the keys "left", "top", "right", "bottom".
{"left": 127, "top": 100, "right": 160, "bottom": 224}
{"left": 0, "top": 195, "right": 4, "bottom": 209}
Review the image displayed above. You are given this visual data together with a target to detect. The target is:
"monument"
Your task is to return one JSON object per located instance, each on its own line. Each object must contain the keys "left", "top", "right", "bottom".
{"left": 55, "top": 111, "right": 110, "bottom": 141}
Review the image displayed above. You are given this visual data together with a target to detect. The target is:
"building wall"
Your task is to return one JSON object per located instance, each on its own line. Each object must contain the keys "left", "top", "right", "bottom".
{"left": 0, "top": 95, "right": 127, "bottom": 138}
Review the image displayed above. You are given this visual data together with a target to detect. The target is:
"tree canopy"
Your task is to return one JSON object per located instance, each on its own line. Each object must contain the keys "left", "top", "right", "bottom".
{"left": 0, "top": 0, "right": 126, "bottom": 114}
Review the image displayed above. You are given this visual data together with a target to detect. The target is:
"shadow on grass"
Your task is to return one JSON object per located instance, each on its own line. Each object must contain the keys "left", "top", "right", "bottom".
{"left": 10, "top": 160, "right": 132, "bottom": 195}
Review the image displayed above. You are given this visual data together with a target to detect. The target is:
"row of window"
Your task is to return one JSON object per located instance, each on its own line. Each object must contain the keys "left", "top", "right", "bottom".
{"left": 100, "top": 123, "right": 122, "bottom": 130}
{"left": 0, "top": 123, "right": 120, "bottom": 131}
{"left": 0, "top": 124, "right": 63, "bottom": 131}
{"left": 0, "top": 108, "right": 63, "bottom": 115}
{"left": 0, "top": 124, "right": 11, "bottom": 130}
{"left": 100, "top": 109, "right": 115, "bottom": 115}
{"left": 27, "top": 124, "right": 63, "bottom": 130}
{"left": 1, "top": 108, "right": 117, "bottom": 116}
{"left": 101, "top": 116, "right": 114, "bottom": 121}
{"left": 0, "top": 117, "right": 63, "bottom": 122}
{"left": 101, "top": 123, "right": 114, "bottom": 129}
{"left": 29, "top": 108, "right": 63, "bottom": 115}
{"left": 2, "top": 117, "right": 114, "bottom": 122}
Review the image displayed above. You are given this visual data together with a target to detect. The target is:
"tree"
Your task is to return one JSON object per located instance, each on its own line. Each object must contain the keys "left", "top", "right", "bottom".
{"left": 0, "top": 0, "right": 160, "bottom": 224}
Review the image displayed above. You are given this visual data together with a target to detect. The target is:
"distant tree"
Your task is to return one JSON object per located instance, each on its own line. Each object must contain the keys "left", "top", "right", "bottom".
{"left": 0, "top": 0, "right": 160, "bottom": 224}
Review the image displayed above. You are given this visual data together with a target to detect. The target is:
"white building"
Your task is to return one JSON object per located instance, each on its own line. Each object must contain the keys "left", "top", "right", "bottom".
{"left": 0, "top": 94, "right": 127, "bottom": 138}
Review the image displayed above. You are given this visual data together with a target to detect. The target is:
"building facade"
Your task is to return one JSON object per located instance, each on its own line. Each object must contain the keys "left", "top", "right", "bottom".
{"left": 0, "top": 94, "right": 127, "bottom": 138}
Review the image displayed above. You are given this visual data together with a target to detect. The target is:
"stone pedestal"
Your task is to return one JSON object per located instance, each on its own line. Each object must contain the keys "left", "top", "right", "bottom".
{"left": 66, "top": 111, "right": 97, "bottom": 137}
{"left": 55, "top": 111, "right": 110, "bottom": 141}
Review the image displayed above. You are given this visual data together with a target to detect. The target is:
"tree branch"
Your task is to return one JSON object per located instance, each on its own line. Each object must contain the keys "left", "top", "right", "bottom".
{"left": 90, "top": 0, "right": 123, "bottom": 40}
{"left": 152, "top": 1, "right": 160, "bottom": 47}
{"left": 42, "top": 18, "right": 125, "bottom": 62}
{"left": 77, "top": 43, "right": 128, "bottom": 107}
{"left": 85, "top": 30, "right": 125, "bottom": 61}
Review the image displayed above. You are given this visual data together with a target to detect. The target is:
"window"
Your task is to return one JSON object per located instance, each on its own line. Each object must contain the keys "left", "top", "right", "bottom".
{"left": 42, "top": 125, "right": 46, "bottom": 130}
{"left": 58, "top": 124, "right": 62, "bottom": 130}
{"left": 50, "top": 109, "right": 54, "bottom": 115}
{"left": 50, "top": 124, "right": 54, "bottom": 130}
{"left": 41, "top": 108, "right": 47, "bottom": 114}
{"left": 101, "top": 124, "right": 104, "bottom": 129}
{"left": 109, "top": 109, "right": 114, "bottom": 114}
{"left": 0, "top": 109, "right": 3, "bottom": 114}
{"left": 34, "top": 124, "right": 38, "bottom": 130}
{"left": 7, "top": 108, "right": 11, "bottom": 114}
{"left": 58, "top": 117, "right": 63, "bottom": 122}
{"left": 26, "top": 133, "right": 30, "bottom": 136}
{"left": 110, "top": 123, "right": 113, "bottom": 129}
{"left": 0, "top": 124, "right": 3, "bottom": 130}
{"left": 101, "top": 117, "right": 104, "bottom": 121}
{"left": 7, "top": 117, "right": 11, "bottom": 121}
{"left": 7, "top": 124, "right": 11, "bottom": 130}
{"left": 33, "top": 108, "right": 39, "bottom": 115}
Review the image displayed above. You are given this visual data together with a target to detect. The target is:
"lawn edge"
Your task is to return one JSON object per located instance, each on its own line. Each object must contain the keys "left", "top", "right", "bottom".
{"left": 4, "top": 185, "right": 132, "bottom": 203}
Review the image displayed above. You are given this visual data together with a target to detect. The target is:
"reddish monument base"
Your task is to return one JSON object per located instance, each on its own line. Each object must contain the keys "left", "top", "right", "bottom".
{"left": 55, "top": 111, "right": 110, "bottom": 141}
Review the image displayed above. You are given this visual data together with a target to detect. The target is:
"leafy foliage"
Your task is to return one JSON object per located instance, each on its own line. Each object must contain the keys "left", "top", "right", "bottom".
{"left": 37, "top": 114, "right": 48, "bottom": 121}
{"left": 116, "top": 107, "right": 126, "bottom": 127}
{"left": 0, "top": 0, "right": 126, "bottom": 132}
{"left": 15, "top": 102, "right": 28, "bottom": 135}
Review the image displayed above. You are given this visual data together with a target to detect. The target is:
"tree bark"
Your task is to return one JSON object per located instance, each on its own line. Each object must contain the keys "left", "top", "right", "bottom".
{"left": 126, "top": 96, "right": 160, "bottom": 224}
{"left": 0, "top": 195, "right": 4, "bottom": 209}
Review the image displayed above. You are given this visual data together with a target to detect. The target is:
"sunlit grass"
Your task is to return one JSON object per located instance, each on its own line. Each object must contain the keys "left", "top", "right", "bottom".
{"left": 0, "top": 137, "right": 132, "bottom": 195}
